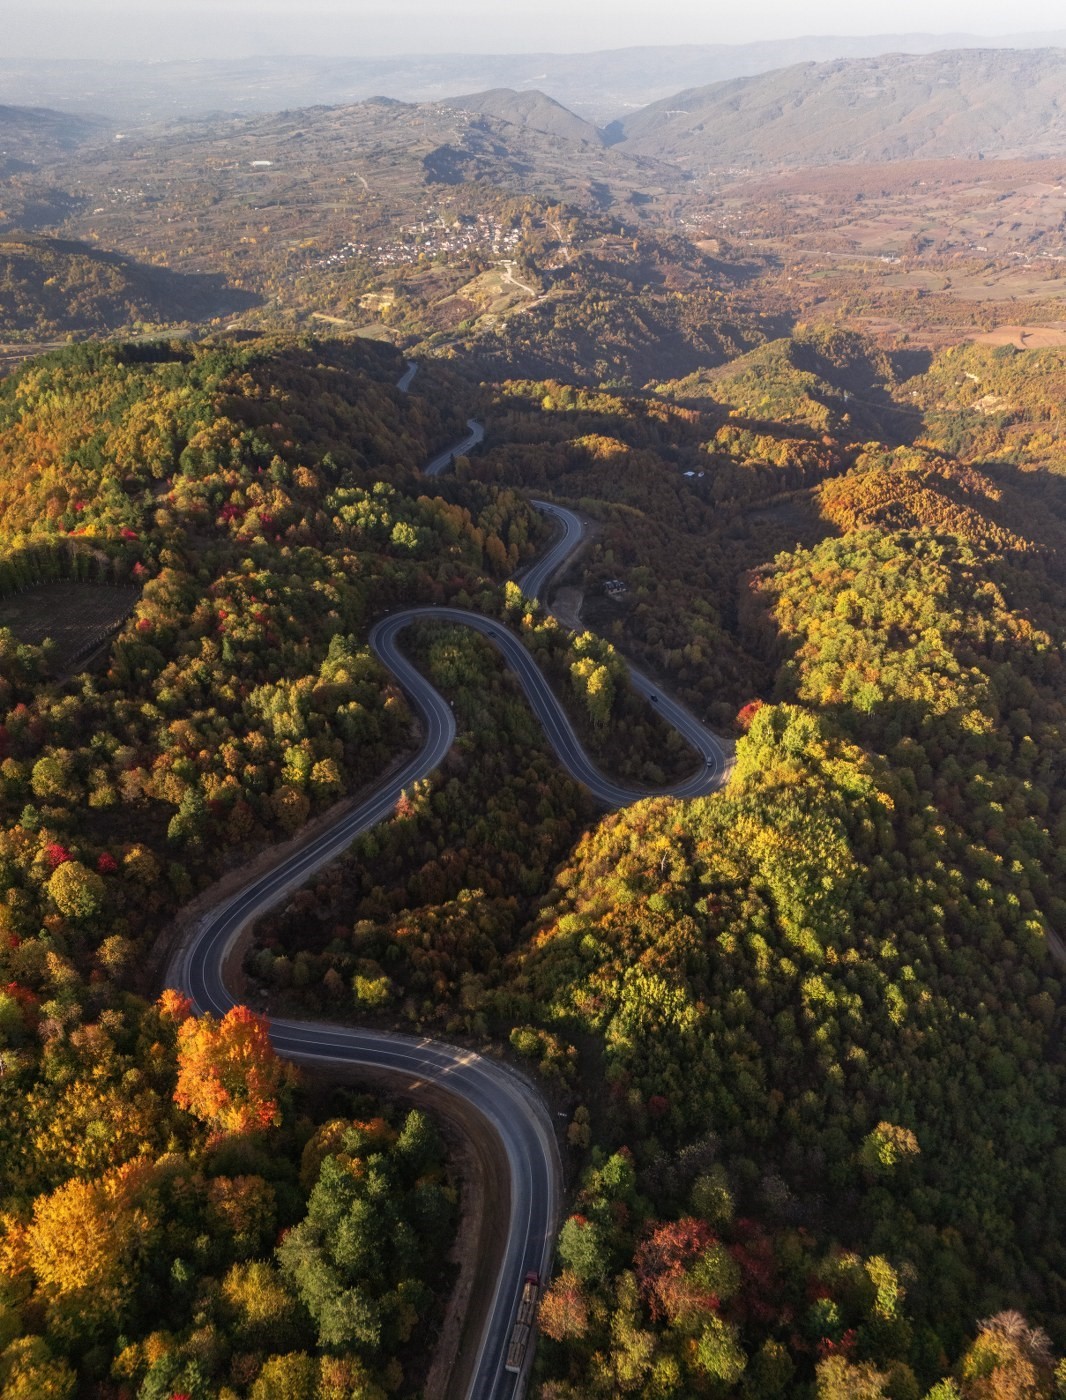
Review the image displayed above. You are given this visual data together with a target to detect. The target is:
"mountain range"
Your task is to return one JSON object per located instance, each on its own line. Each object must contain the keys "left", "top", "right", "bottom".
{"left": 17, "top": 46, "right": 1066, "bottom": 177}
{"left": 0, "top": 104, "right": 103, "bottom": 173}
{"left": 4, "top": 30, "right": 1066, "bottom": 127}
{"left": 398, "top": 47, "right": 1066, "bottom": 172}
{"left": 616, "top": 47, "right": 1066, "bottom": 165}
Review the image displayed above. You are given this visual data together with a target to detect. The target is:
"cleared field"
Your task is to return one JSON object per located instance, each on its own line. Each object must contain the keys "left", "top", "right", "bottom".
{"left": 0, "top": 582, "right": 139, "bottom": 672}
{"left": 695, "top": 158, "right": 1066, "bottom": 348}
{"left": 973, "top": 324, "right": 1066, "bottom": 348}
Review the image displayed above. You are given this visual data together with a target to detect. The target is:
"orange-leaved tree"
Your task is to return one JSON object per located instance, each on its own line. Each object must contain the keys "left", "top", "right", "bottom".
{"left": 173, "top": 1004, "right": 285, "bottom": 1135}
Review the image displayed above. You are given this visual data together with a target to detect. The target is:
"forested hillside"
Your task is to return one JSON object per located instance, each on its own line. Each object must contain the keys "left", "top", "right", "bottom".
{"left": 0, "top": 334, "right": 545, "bottom": 1396}
{"left": 0, "top": 238, "right": 259, "bottom": 341}
{"left": 12, "top": 29, "right": 1066, "bottom": 1393}
{"left": 516, "top": 452, "right": 1066, "bottom": 1392}
{"left": 520, "top": 360, "right": 1066, "bottom": 1393}
{"left": 617, "top": 48, "right": 1066, "bottom": 166}
{"left": 3, "top": 295, "right": 1066, "bottom": 1399}
{"left": 236, "top": 328, "right": 1066, "bottom": 1397}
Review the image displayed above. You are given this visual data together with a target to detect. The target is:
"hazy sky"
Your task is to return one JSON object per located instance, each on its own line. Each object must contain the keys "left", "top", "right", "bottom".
{"left": 4, "top": 0, "right": 1066, "bottom": 61}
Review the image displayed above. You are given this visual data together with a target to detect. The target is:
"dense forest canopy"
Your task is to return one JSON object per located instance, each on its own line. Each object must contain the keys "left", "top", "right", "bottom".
{"left": 0, "top": 335, "right": 541, "bottom": 1396}
{"left": 10, "top": 55, "right": 1066, "bottom": 1398}
{"left": 1, "top": 285, "right": 1066, "bottom": 1400}
{"left": 241, "top": 327, "right": 1066, "bottom": 1396}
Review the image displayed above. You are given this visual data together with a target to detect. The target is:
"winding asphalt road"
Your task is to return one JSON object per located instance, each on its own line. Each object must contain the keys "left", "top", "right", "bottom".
{"left": 514, "top": 499, "right": 584, "bottom": 602}
{"left": 425, "top": 419, "right": 485, "bottom": 477}
{"left": 375, "top": 604, "right": 728, "bottom": 803}
{"left": 169, "top": 361, "right": 732, "bottom": 1399}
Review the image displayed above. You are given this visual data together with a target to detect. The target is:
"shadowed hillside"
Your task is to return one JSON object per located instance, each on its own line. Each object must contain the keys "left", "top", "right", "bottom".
{"left": 0, "top": 237, "right": 260, "bottom": 340}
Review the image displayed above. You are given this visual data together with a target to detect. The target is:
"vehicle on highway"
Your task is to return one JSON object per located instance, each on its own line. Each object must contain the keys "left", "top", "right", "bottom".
{"left": 504, "top": 1272, "right": 540, "bottom": 1374}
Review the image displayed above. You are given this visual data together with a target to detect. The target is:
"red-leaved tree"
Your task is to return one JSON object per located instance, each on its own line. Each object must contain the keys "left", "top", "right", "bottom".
{"left": 174, "top": 1005, "right": 284, "bottom": 1135}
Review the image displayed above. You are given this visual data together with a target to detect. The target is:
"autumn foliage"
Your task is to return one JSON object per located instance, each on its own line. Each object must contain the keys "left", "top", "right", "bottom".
{"left": 173, "top": 1004, "right": 284, "bottom": 1135}
{"left": 25, "top": 1160, "right": 153, "bottom": 1297}
{"left": 5, "top": 297, "right": 1066, "bottom": 1397}
{"left": 735, "top": 699, "right": 764, "bottom": 732}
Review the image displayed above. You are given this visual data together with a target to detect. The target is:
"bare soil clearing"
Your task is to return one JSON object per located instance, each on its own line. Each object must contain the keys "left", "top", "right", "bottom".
{"left": 973, "top": 324, "right": 1066, "bottom": 348}
{"left": 0, "top": 581, "right": 138, "bottom": 673}
{"left": 551, "top": 583, "right": 585, "bottom": 633}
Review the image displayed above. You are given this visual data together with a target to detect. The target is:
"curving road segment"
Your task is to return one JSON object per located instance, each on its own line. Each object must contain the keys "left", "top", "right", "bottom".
{"left": 514, "top": 499, "right": 584, "bottom": 603}
{"left": 374, "top": 604, "right": 728, "bottom": 803}
{"left": 425, "top": 420, "right": 485, "bottom": 478}
{"left": 169, "top": 360, "right": 733, "bottom": 1398}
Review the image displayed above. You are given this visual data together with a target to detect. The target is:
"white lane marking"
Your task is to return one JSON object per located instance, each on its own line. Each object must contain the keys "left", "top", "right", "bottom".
{"left": 181, "top": 421, "right": 730, "bottom": 1400}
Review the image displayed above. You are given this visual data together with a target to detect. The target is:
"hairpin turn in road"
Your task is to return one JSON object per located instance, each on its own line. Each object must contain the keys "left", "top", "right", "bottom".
{"left": 168, "top": 362, "right": 733, "bottom": 1398}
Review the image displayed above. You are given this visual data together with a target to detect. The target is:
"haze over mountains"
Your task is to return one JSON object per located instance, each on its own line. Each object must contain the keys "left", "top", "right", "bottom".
{"left": 13, "top": 45, "right": 1066, "bottom": 181}
{"left": 186, "top": 48, "right": 1066, "bottom": 176}
{"left": 617, "top": 48, "right": 1066, "bottom": 166}
{"left": 9, "top": 41, "right": 1066, "bottom": 355}
{"left": 439, "top": 89, "right": 605, "bottom": 148}
{"left": 404, "top": 47, "right": 1066, "bottom": 172}
{"left": 3, "top": 29, "right": 1066, "bottom": 126}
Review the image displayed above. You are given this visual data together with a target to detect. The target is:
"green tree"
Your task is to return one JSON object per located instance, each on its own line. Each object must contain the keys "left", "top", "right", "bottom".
{"left": 557, "top": 1215, "right": 609, "bottom": 1283}
{"left": 45, "top": 860, "right": 105, "bottom": 920}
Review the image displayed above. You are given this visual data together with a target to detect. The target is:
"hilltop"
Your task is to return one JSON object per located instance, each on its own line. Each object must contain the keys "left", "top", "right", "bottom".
{"left": 9, "top": 51, "right": 1066, "bottom": 354}
{"left": 5, "top": 32, "right": 1066, "bottom": 126}
{"left": 0, "top": 236, "right": 259, "bottom": 341}
{"left": 45, "top": 93, "right": 674, "bottom": 213}
{"left": 0, "top": 92, "right": 686, "bottom": 354}
{"left": 617, "top": 47, "right": 1066, "bottom": 167}
{"left": 439, "top": 88, "right": 605, "bottom": 147}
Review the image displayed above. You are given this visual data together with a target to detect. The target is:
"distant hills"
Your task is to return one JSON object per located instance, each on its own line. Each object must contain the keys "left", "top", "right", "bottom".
{"left": 47, "top": 91, "right": 680, "bottom": 215}
{"left": 0, "top": 105, "right": 103, "bottom": 173}
{"left": 10, "top": 44, "right": 1066, "bottom": 348}
{"left": 440, "top": 89, "right": 604, "bottom": 148}
{"left": 12, "top": 47, "right": 1066, "bottom": 179}
{"left": 422, "top": 50, "right": 1066, "bottom": 172}
{"left": 4, "top": 31, "right": 1066, "bottom": 127}
{"left": 616, "top": 48, "right": 1066, "bottom": 166}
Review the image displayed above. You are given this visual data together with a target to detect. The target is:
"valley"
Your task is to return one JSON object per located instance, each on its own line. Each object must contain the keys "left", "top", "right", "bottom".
{"left": 3, "top": 35, "right": 1066, "bottom": 1400}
